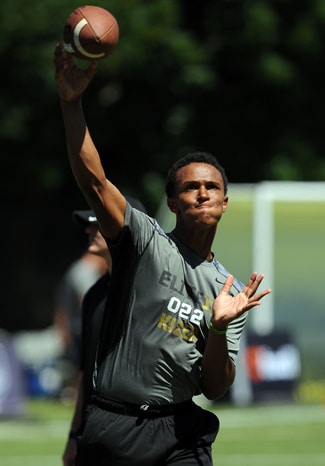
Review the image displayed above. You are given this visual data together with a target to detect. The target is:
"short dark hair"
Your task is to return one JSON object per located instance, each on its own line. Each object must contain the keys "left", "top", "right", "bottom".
{"left": 165, "top": 152, "right": 228, "bottom": 197}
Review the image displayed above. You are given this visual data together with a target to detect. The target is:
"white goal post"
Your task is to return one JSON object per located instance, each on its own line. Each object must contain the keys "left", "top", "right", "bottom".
{"left": 252, "top": 181, "right": 325, "bottom": 335}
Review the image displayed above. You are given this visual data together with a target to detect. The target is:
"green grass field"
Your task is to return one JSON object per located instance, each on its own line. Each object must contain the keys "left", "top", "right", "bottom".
{"left": 0, "top": 399, "right": 324, "bottom": 466}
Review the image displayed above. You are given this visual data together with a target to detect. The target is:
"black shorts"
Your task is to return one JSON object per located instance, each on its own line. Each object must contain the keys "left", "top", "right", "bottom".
{"left": 75, "top": 395, "right": 220, "bottom": 466}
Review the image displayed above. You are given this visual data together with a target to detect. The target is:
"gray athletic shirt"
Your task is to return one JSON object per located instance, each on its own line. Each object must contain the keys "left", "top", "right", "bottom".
{"left": 95, "top": 202, "right": 246, "bottom": 405}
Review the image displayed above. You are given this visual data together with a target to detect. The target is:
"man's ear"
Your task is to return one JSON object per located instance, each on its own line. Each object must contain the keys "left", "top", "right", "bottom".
{"left": 167, "top": 197, "right": 178, "bottom": 213}
{"left": 222, "top": 196, "right": 229, "bottom": 213}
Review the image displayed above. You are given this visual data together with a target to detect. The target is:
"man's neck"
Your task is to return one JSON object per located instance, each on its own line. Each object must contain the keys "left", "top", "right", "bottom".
{"left": 171, "top": 227, "right": 216, "bottom": 261}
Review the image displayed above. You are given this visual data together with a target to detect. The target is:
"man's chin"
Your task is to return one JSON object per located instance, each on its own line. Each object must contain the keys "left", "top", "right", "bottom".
{"left": 195, "top": 213, "right": 218, "bottom": 225}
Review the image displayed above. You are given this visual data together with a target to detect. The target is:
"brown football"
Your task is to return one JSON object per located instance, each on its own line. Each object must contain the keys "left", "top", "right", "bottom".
{"left": 63, "top": 5, "right": 119, "bottom": 60}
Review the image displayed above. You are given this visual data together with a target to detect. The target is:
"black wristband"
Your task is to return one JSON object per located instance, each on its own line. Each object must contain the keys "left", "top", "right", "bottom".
{"left": 69, "top": 431, "right": 78, "bottom": 439}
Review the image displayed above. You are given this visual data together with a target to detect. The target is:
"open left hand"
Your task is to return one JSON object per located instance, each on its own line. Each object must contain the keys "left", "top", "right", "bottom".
{"left": 211, "top": 272, "right": 271, "bottom": 330}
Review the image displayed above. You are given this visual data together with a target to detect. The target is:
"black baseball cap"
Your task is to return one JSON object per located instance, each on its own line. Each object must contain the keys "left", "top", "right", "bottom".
{"left": 72, "top": 210, "right": 98, "bottom": 228}
{"left": 72, "top": 195, "right": 147, "bottom": 229}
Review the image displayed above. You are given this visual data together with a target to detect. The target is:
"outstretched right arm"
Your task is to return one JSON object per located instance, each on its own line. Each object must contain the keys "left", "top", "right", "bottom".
{"left": 54, "top": 43, "right": 125, "bottom": 240}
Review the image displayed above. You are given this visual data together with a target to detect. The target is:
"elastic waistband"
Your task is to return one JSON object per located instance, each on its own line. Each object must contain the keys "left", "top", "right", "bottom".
{"left": 90, "top": 393, "right": 193, "bottom": 418}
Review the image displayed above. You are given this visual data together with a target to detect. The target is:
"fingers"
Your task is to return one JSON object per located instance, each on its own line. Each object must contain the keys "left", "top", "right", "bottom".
{"left": 225, "top": 272, "right": 271, "bottom": 304}
{"left": 54, "top": 42, "right": 62, "bottom": 56}
{"left": 245, "top": 271, "right": 258, "bottom": 288}
{"left": 55, "top": 44, "right": 73, "bottom": 66}
{"left": 54, "top": 43, "right": 71, "bottom": 81}
{"left": 242, "top": 272, "right": 272, "bottom": 308}
{"left": 246, "top": 285, "right": 272, "bottom": 311}
{"left": 223, "top": 272, "right": 270, "bottom": 300}
{"left": 243, "top": 272, "right": 265, "bottom": 296}
{"left": 54, "top": 43, "right": 68, "bottom": 64}
{"left": 251, "top": 287, "right": 272, "bottom": 302}
{"left": 54, "top": 42, "right": 97, "bottom": 78}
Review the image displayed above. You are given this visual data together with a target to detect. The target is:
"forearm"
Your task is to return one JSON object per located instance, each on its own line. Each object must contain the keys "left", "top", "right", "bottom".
{"left": 62, "top": 374, "right": 84, "bottom": 466}
{"left": 204, "top": 273, "right": 271, "bottom": 399}
{"left": 60, "top": 99, "right": 107, "bottom": 199}
{"left": 69, "top": 373, "right": 84, "bottom": 434}
{"left": 201, "top": 329, "right": 236, "bottom": 400}
{"left": 60, "top": 98, "right": 124, "bottom": 238}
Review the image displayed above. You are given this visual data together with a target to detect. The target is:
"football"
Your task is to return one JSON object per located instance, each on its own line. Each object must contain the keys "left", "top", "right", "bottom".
{"left": 63, "top": 5, "right": 119, "bottom": 60}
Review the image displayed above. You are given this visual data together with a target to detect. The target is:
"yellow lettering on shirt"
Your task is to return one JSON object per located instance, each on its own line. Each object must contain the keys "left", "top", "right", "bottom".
{"left": 157, "top": 313, "right": 198, "bottom": 343}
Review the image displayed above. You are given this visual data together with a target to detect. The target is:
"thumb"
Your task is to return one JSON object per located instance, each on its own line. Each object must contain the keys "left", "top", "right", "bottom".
{"left": 221, "top": 274, "right": 234, "bottom": 294}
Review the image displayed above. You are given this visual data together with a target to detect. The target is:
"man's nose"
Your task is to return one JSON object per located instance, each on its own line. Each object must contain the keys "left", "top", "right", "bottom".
{"left": 198, "top": 185, "right": 209, "bottom": 199}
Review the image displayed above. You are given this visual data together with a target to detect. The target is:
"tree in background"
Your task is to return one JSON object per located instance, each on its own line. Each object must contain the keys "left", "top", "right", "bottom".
{"left": 1, "top": 0, "right": 325, "bottom": 329}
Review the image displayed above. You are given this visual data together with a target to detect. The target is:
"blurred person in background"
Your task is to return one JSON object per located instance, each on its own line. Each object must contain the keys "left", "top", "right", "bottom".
{"left": 53, "top": 212, "right": 107, "bottom": 398}
{"left": 62, "top": 196, "right": 147, "bottom": 466}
